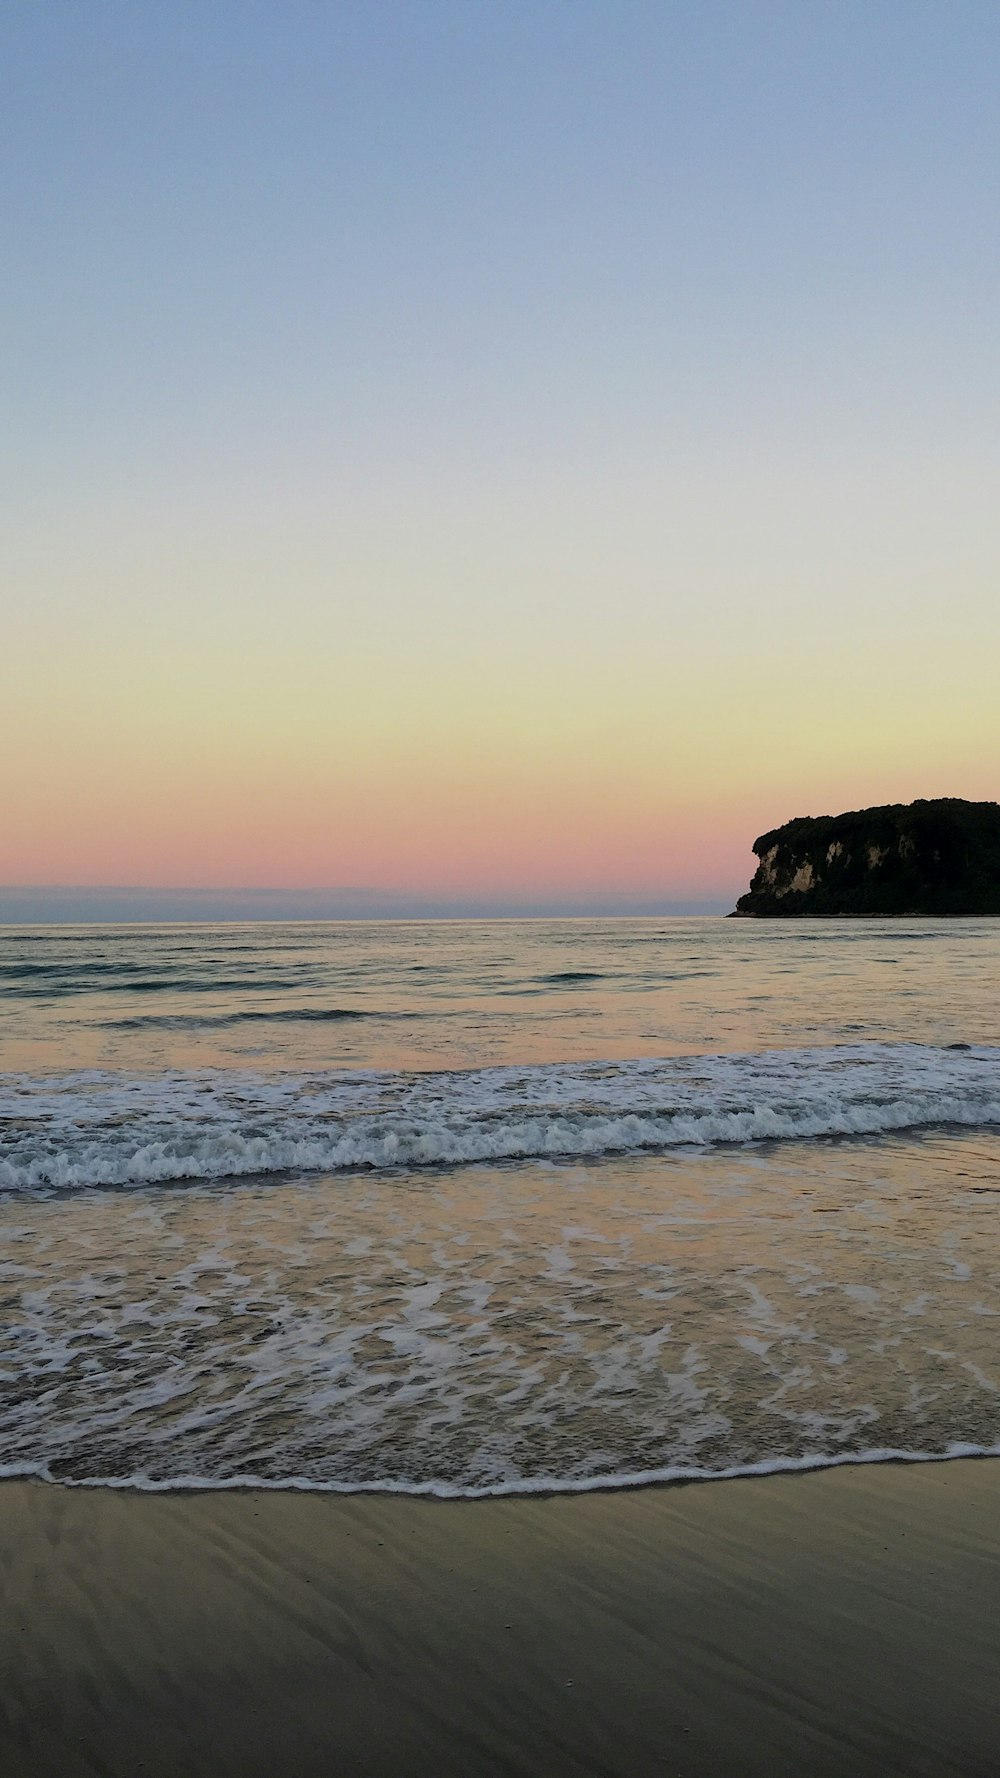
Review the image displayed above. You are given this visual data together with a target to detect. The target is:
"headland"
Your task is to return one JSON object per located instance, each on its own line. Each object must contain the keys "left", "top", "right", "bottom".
{"left": 733, "top": 798, "right": 1000, "bottom": 916}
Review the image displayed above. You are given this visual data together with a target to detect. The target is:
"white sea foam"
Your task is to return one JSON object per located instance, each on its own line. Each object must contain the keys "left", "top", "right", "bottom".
{"left": 5, "top": 1115, "right": 1000, "bottom": 1493}
{"left": 3, "top": 1443, "right": 999, "bottom": 1499}
{"left": 2, "top": 1043, "right": 1000, "bottom": 1192}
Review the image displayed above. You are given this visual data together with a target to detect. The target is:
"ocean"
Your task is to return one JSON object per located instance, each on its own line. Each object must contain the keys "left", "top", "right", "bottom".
{"left": 2, "top": 916, "right": 1000, "bottom": 1496}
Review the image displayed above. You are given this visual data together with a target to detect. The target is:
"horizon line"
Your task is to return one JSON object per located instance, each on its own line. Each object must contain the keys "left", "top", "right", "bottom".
{"left": 0, "top": 883, "right": 735, "bottom": 923}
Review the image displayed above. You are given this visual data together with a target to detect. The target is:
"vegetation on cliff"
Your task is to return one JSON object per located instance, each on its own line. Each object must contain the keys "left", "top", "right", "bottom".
{"left": 733, "top": 799, "right": 1000, "bottom": 917}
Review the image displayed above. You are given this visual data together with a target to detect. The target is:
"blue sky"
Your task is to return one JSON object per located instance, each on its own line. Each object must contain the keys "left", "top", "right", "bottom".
{"left": 9, "top": 1, "right": 999, "bottom": 494}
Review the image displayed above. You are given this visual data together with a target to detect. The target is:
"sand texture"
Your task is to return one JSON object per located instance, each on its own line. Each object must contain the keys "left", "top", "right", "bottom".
{"left": 3, "top": 1460, "right": 1000, "bottom": 1777}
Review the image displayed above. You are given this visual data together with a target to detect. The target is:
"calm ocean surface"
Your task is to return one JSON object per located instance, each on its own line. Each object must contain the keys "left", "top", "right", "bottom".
{"left": 3, "top": 916, "right": 1000, "bottom": 1494}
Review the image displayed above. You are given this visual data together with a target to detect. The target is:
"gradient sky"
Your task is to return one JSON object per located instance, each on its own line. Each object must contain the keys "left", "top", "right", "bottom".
{"left": 4, "top": 2, "right": 999, "bottom": 910}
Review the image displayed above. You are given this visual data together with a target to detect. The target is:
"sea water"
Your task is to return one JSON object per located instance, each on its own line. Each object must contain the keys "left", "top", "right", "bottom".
{"left": 2, "top": 917, "right": 1000, "bottom": 1493}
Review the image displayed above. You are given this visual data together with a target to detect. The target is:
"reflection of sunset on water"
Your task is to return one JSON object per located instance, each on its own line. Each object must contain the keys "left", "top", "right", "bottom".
{"left": 5, "top": 1135, "right": 1000, "bottom": 1493}
{"left": 2, "top": 917, "right": 998, "bottom": 1075}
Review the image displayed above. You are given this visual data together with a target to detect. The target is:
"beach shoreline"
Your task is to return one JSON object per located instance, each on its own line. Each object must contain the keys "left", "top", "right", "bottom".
{"left": 4, "top": 1458, "right": 1000, "bottom": 1777}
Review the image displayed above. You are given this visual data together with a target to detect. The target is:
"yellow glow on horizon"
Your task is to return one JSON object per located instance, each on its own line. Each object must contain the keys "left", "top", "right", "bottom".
{"left": 4, "top": 575, "right": 998, "bottom": 895}
{"left": 5, "top": 442, "right": 999, "bottom": 900}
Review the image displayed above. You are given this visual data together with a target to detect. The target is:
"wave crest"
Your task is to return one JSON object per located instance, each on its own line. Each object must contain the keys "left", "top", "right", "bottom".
{"left": 3, "top": 1043, "right": 1000, "bottom": 1193}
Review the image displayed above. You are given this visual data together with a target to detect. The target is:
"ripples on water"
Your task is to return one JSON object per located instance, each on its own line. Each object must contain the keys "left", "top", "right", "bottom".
{"left": 2, "top": 916, "right": 998, "bottom": 1071}
{"left": 2, "top": 917, "right": 1000, "bottom": 1493}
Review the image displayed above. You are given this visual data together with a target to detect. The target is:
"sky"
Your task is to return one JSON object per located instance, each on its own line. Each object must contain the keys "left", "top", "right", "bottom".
{"left": 3, "top": 2, "right": 999, "bottom": 915}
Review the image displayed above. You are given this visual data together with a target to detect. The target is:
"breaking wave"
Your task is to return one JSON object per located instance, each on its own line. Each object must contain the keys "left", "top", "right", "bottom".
{"left": 3, "top": 1042, "right": 1000, "bottom": 1193}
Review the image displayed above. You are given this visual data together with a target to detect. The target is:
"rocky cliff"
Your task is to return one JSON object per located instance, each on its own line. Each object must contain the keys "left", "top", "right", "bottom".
{"left": 732, "top": 799, "right": 1000, "bottom": 917}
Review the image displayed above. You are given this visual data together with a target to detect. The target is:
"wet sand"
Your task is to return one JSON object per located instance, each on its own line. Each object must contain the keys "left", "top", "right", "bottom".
{"left": 3, "top": 1459, "right": 1000, "bottom": 1778}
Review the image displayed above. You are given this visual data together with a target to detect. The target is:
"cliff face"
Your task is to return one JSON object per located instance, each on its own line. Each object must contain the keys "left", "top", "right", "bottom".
{"left": 733, "top": 799, "right": 1000, "bottom": 917}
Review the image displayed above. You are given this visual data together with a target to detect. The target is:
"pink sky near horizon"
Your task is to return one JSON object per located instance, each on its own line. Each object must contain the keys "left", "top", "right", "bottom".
{"left": 5, "top": 512, "right": 997, "bottom": 901}
{"left": 4, "top": 509, "right": 998, "bottom": 902}
{"left": 5, "top": 663, "right": 995, "bottom": 902}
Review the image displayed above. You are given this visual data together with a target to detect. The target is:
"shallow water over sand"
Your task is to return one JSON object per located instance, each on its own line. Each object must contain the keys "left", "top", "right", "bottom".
{"left": 2, "top": 918, "right": 1000, "bottom": 1492}
{"left": 4, "top": 1132, "right": 1000, "bottom": 1492}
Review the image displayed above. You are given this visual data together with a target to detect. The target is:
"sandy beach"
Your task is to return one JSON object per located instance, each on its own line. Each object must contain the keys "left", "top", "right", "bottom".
{"left": 3, "top": 1458, "right": 1000, "bottom": 1777}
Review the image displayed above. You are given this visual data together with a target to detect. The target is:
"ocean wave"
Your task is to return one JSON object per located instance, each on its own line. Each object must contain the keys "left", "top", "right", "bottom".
{"left": 3, "top": 1043, "right": 1000, "bottom": 1192}
{"left": 3, "top": 1443, "right": 998, "bottom": 1499}
{"left": 540, "top": 970, "right": 608, "bottom": 983}
{"left": 2, "top": 974, "right": 320, "bottom": 999}
{"left": 104, "top": 1007, "right": 389, "bottom": 1030}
